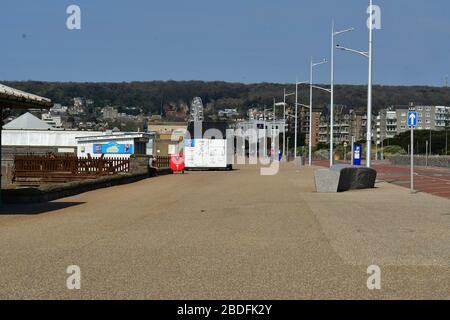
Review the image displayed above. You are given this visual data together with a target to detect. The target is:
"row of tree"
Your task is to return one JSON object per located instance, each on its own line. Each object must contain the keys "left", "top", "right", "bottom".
{"left": 4, "top": 80, "right": 450, "bottom": 116}
{"left": 387, "top": 130, "right": 450, "bottom": 155}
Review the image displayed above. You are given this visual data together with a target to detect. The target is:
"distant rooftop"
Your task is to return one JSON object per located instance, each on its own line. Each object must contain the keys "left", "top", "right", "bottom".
{"left": 3, "top": 112, "right": 52, "bottom": 130}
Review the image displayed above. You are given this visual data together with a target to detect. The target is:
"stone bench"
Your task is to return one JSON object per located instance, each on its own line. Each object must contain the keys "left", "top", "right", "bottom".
{"left": 314, "top": 165, "right": 377, "bottom": 193}
{"left": 293, "top": 156, "right": 305, "bottom": 166}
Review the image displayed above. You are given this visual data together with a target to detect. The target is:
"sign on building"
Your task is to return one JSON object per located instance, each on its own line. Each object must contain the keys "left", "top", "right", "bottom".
{"left": 93, "top": 142, "right": 133, "bottom": 155}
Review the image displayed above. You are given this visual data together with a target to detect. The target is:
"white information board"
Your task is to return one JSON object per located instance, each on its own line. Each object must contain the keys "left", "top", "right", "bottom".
{"left": 184, "top": 139, "right": 228, "bottom": 168}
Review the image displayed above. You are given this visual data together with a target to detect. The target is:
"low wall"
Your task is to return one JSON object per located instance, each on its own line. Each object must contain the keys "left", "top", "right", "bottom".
{"left": 1, "top": 159, "right": 14, "bottom": 188}
{"left": 1, "top": 153, "right": 174, "bottom": 203}
{"left": 129, "top": 155, "right": 151, "bottom": 175}
{"left": 2, "top": 167, "right": 173, "bottom": 204}
{"left": 388, "top": 155, "right": 450, "bottom": 168}
{"left": 2, "top": 172, "right": 150, "bottom": 204}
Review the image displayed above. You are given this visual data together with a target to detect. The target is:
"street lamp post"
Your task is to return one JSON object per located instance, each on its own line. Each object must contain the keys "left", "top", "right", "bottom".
{"left": 429, "top": 129, "right": 432, "bottom": 156}
{"left": 283, "top": 90, "right": 295, "bottom": 161}
{"left": 296, "top": 102, "right": 311, "bottom": 162}
{"left": 445, "top": 114, "right": 448, "bottom": 155}
{"left": 273, "top": 98, "right": 276, "bottom": 121}
{"left": 287, "top": 136, "right": 290, "bottom": 160}
{"left": 295, "top": 81, "right": 298, "bottom": 159}
{"left": 284, "top": 89, "right": 286, "bottom": 159}
{"left": 309, "top": 58, "right": 328, "bottom": 166}
{"left": 331, "top": 22, "right": 354, "bottom": 168}
{"left": 351, "top": 136, "right": 355, "bottom": 164}
{"left": 335, "top": 41, "right": 372, "bottom": 167}
{"left": 336, "top": 0, "right": 375, "bottom": 168}
{"left": 294, "top": 80, "right": 309, "bottom": 160}
{"left": 367, "top": 0, "right": 374, "bottom": 168}
{"left": 273, "top": 99, "right": 281, "bottom": 159}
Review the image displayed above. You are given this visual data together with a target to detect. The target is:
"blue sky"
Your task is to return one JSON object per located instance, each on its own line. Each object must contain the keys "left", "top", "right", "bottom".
{"left": 1, "top": 0, "right": 449, "bottom": 85}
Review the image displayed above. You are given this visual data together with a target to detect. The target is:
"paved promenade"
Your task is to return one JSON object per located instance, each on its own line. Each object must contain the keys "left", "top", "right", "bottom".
{"left": 0, "top": 164, "right": 449, "bottom": 299}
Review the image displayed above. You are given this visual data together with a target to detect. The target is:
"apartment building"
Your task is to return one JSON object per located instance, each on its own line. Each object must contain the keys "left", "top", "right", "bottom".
{"left": 301, "top": 107, "right": 321, "bottom": 147}
{"left": 241, "top": 103, "right": 449, "bottom": 149}
{"left": 376, "top": 108, "right": 398, "bottom": 144}
{"left": 101, "top": 106, "right": 119, "bottom": 119}
{"left": 377, "top": 104, "right": 450, "bottom": 143}
{"left": 319, "top": 106, "right": 372, "bottom": 145}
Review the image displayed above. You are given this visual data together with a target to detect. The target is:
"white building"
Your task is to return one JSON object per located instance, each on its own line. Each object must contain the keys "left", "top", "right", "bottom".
{"left": 218, "top": 108, "right": 239, "bottom": 118}
{"left": 42, "top": 113, "right": 63, "bottom": 129}
{"left": 50, "top": 104, "right": 68, "bottom": 114}
{"left": 236, "top": 119, "right": 285, "bottom": 136}
{"left": 102, "top": 106, "right": 119, "bottom": 119}
{"left": 2, "top": 130, "right": 104, "bottom": 154}
{"left": 435, "top": 106, "right": 449, "bottom": 129}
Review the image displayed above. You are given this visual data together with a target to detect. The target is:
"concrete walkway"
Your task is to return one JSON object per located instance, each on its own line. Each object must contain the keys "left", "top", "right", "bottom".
{"left": 0, "top": 164, "right": 449, "bottom": 299}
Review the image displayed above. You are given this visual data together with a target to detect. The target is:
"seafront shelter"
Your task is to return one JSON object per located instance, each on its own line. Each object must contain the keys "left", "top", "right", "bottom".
{"left": 0, "top": 84, "right": 53, "bottom": 201}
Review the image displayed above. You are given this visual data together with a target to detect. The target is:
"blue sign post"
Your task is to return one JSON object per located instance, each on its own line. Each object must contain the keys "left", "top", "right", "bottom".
{"left": 407, "top": 111, "right": 417, "bottom": 127}
{"left": 408, "top": 111, "right": 417, "bottom": 193}
{"left": 353, "top": 144, "right": 362, "bottom": 166}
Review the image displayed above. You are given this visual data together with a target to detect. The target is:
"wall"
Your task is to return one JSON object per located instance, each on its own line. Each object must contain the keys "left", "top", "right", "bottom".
{"left": 2, "top": 157, "right": 173, "bottom": 204}
{"left": 388, "top": 155, "right": 450, "bottom": 168}
{"left": 155, "top": 138, "right": 183, "bottom": 157}
{"left": 129, "top": 155, "right": 151, "bottom": 175}
{"left": 2, "top": 172, "right": 150, "bottom": 204}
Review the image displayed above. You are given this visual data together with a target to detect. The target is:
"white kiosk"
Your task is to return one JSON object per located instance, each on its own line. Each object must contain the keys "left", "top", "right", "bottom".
{"left": 76, "top": 132, "right": 156, "bottom": 159}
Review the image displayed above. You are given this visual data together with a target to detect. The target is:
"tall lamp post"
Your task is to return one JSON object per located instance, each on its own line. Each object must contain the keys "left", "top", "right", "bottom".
{"left": 331, "top": 22, "right": 354, "bottom": 167}
{"left": 283, "top": 89, "right": 295, "bottom": 161}
{"left": 336, "top": 42, "right": 372, "bottom": 167}
{"left": 309, "top": 57, "right": 328, "bottom": 166}
{"left": 446, "top": 118, "right": 448, "bottom": 156}
{"left": 274, "top": 101, "right": 287, "bottom": 160}
{"left": 273, "top": 98, "right": 276, "bottom": 121}
{"left": 295, "top": 80, "right": 309, "bottom": 159}
{"left": 336, "top": 0, "right": 375, "bottom": 168}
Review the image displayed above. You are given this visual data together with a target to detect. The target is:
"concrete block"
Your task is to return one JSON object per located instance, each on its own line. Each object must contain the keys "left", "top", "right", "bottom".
{"left": 314, "top": 169, "right": 341, "bottom": 193}
{"left": 338, "top": 167, "right": 377, "bottom": 192}
{"left": 315, "top": 166, "right": 377, "bottom": 193}
{"left": 294, "top": 157, "right": 304, "bottom": 166}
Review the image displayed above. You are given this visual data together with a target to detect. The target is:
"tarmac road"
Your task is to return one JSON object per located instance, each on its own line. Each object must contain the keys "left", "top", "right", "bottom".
{"left": 0, "top": 164, "right": 449, "bottom": 299}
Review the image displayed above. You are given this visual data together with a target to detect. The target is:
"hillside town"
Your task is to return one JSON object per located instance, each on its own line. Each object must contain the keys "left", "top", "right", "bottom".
{"left": 4, "top": 94, "right": 448, "bottom": 155}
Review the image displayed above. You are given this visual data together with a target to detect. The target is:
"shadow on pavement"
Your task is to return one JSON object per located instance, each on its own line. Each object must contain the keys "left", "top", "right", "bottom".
{"left": 0, "top": 202, "right": 85, "bottom": 215}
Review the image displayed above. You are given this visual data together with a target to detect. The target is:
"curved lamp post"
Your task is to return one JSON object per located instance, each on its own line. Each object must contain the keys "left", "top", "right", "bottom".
{"left": 309, "top": 58, "right": 328, "bottom": 166}
{"left": 335, "top": 0, "right": 374, "bottom": 168}
{"left": 331, "top": 22, "right": 354, "bottom": 167}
